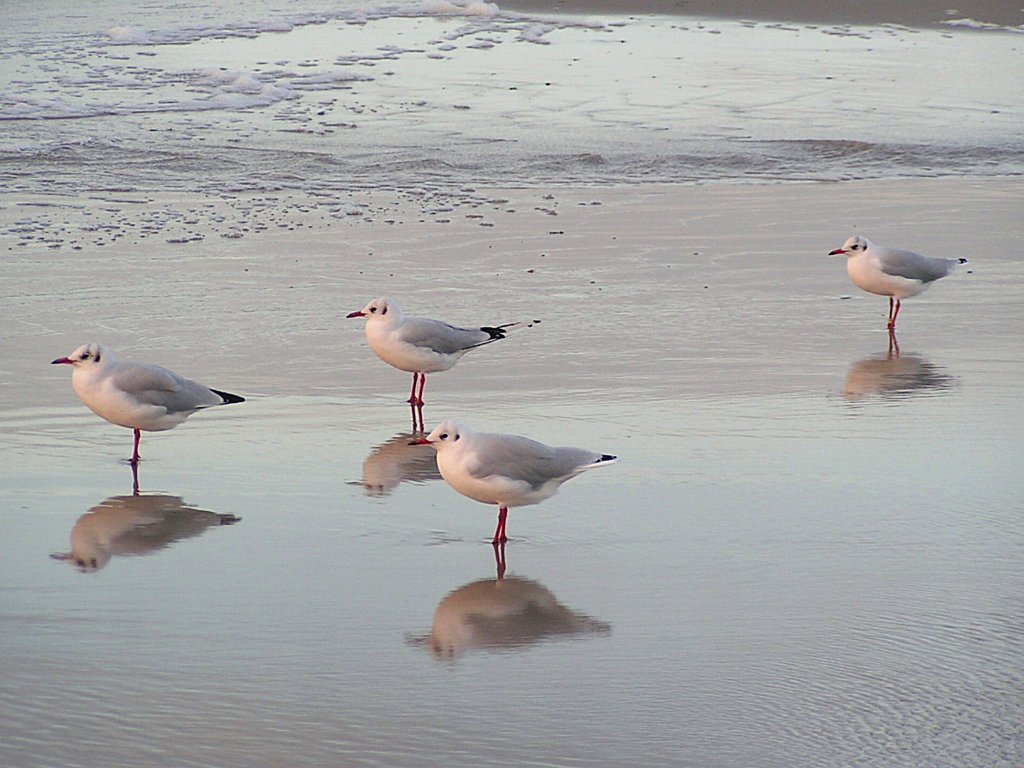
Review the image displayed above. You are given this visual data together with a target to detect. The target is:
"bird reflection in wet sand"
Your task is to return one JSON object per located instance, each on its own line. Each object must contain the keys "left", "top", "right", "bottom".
{"left": 52, "top": 493, "right": 240, "bottom": 572}
{"left": 844, "top": 336, "right": 957, "bottom": 401}
{"left": 353, "top": 432, "right": 441, "bottom": 497}
{"left": 407, "top": 543, "right": 611, "bottom": 661}
{"left": 410, "top": 401, "right": 425, "bottom": 434}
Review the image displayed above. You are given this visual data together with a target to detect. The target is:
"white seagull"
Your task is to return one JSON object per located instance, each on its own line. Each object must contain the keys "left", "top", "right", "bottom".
{"left": 52, "top": 342, "right": 244, "bottom": 463}
{"left": 347, "top": 298, "right": 522, "bottom": 406}
{"left": 829, "top": 235, "right": 967, "bottom": 329}
{"left": 417, "top": 420, "right": 618, "bottom": 543}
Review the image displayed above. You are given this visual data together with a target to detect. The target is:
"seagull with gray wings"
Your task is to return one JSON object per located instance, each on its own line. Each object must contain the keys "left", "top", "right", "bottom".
{"left": 829, "top": 235, "right": 967, "bottom": 329}
{"left": 347, "top": 298, "right": 524, "bottom": 406}
{"left": 417, "top": 420, "right": 618, "bottom": 544}
{"left": 52, "top": 343, "right": 244, "bottom": 464}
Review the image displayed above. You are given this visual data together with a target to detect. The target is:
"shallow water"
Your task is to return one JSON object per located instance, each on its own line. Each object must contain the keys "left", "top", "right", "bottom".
{"left": 3, "top": 378, "right": 1022, "bottom": 767}
{"left": 4, "top": 0, "right": 1022, "bottom": 252}
{"left": 2, "top": 0, "right": 1022, "bottom": 204}
{"left": 3, "top": 178, "right": 1023, "bottom": 766}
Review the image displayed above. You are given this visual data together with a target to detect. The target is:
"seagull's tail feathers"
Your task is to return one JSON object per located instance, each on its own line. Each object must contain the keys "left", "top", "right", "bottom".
{"left": 467, "top": 319, "right": 541, "bottom": 349}
{"left": 210, "top": 388, "right": 246, "bottom": 405}
{"left": 480, "top": 322, "right": 519, "bottom": 340}
{"left": 580, "top": 454, "right": 619, "bottom": 471}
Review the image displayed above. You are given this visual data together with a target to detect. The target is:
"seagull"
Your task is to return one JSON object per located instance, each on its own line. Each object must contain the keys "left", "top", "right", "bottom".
{"left": 51, "top": 342, "right": 244, "bottom": 463}
{"left": 347, "top": 298, "right": 522, "bottom": 406}
{"left": 829, "top": 235, "right": 967, "bottom": 329}
{"left": 417, "top": 420, "right": 618, "bottom": 543}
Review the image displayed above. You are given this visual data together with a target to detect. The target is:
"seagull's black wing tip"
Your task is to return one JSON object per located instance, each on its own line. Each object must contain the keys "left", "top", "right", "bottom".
{"left": 479, "top": 325, "right": 508, "bottom": 340}
{"left": 212, "top": 388, "right": 246, "bottom": 405}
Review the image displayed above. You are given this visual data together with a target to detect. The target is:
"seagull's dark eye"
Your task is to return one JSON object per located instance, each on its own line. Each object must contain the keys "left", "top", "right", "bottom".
{"left": 440, "top": 433, "right": 449, "bottom": 440}
{"left": 80, "top": 352, "right": 90, "bottom": 360}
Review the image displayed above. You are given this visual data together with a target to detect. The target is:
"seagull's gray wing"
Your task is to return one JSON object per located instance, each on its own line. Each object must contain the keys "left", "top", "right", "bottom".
{"left": 108, "top": 362, "right": 224, "bottom": 414}
{"left": 399, "top": 317, "right": 496, "bottom": 355}
{"left": 467, "top": 434, "right": 603, "bottom": 489}
{"left": 879, "top": 248, "right": 958, "bottom": 283}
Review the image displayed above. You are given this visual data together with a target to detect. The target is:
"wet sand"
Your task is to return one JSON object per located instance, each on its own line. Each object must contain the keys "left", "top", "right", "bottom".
{"left": 4, "top": 176, "right": 1022, "bottom": 404}
{"left": 3, "top": 177, "right": 1023, "bottom": 767}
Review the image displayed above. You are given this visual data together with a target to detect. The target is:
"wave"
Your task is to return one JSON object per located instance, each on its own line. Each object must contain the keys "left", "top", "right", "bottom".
{"left": 2, "top": 134, "right": 1021, "bottom": 197}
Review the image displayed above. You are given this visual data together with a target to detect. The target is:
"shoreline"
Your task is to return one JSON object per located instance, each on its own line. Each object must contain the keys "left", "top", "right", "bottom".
{"left": 3, "top": 172, "right": 1022, "bottom": 251}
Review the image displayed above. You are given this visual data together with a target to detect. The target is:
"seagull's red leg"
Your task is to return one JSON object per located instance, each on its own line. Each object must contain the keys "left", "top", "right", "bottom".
{"left": 131, "top": 428, "right": 142, "bottom": 465}
{"left": 131, "top": 460, "right": 141, "bottom": 496}
{"left": 493, "top": 506, "right": 508, "bottom": 544}
{"left": 887, "top": 296, "right": 895, "bottom": 328}
{"left": 890, "top": 299, "right": 902, "bottom": 329}
{"left": 406, "top": 373, "right": 426, "bottom": 407}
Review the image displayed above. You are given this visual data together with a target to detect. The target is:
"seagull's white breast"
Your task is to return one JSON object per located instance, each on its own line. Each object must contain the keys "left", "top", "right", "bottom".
{"left": 847, "top": 252, "right": 928, "bottom": 300}
{"left": 366, "top": 322, "right": 460, "bottom": 374}
{"left": 72, "top": 366, "right": 185, "bottom": 432}
{"left": 436, "top": 444, "right": 560, "bottom": 509}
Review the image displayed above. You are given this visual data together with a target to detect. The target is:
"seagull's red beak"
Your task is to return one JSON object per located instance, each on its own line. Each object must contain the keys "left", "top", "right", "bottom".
{"left": 828, "top": 248, "right": 847, "bottom": 256}
{"left": 409, "top": 438, "right": 433, "bottom": 446}
{"left": 51, "top": 357, "right": 74, "bottom": 365}
{"left": 346, "top": 311, "right": 366, "bottom": 318}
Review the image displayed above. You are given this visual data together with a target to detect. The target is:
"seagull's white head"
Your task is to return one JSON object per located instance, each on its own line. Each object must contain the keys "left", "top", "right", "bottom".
{"left": 829, "top": 235, "right": 872, "bottom": 257}
{"left": 422, "top": 419, "right": 469, "bottom": 451}
{"left": 346, "top": 297, "right": 400, "bottom": 323}
{"left": 51, "top": 342, "right": 110, "bottom": 369}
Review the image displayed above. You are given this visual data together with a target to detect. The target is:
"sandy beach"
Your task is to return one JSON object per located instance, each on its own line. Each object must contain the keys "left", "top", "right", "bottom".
{"left": 4, "top": 177, "right": 1022, "bottom": 404}
{"left": 2, "top": 1, "right": 1022, "bottom": 767}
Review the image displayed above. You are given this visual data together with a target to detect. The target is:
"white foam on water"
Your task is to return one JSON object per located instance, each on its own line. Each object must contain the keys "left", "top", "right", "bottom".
{"left": 0, "top": 0, "right": 1021, "bottom": 196}
{"left": 106, "top": 26, "right": 151, "bottom": 44}
{"left": 99, "top": 2, "right": 513, "bottom": 51}
{"left": 941, "top": 17, "right": 1024, "bottom": 33}
{"left": 420, "top": 0, "right": 500, "bottom": 17}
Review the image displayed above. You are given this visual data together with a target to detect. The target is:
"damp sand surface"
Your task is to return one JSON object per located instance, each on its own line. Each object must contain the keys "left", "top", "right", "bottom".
{"left": 2, "top": 177, "right": 1023, "bottom": 768}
